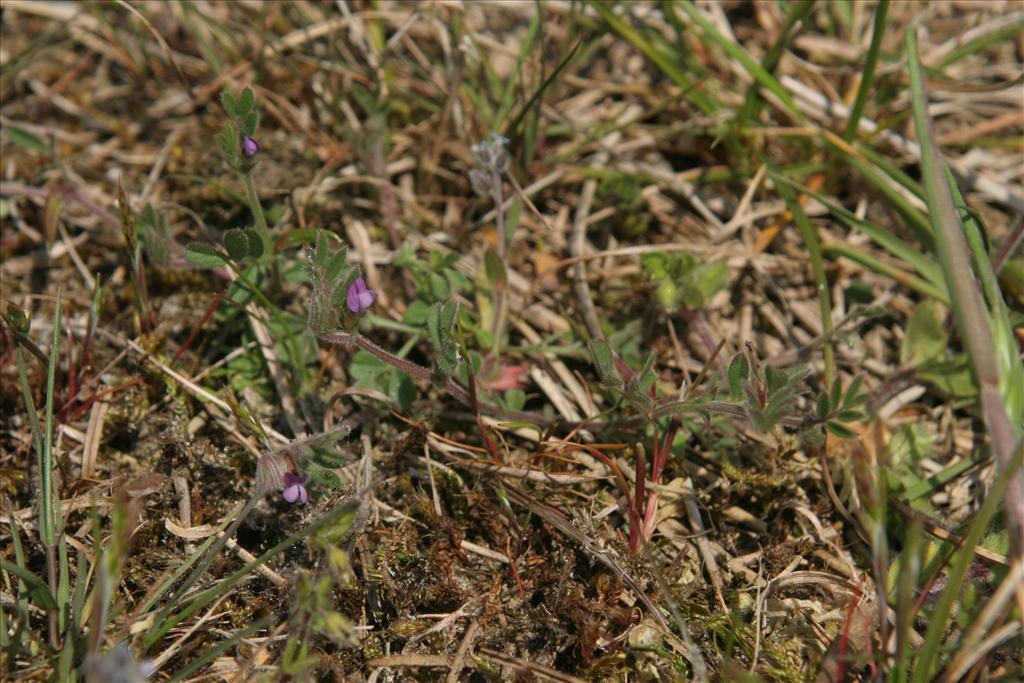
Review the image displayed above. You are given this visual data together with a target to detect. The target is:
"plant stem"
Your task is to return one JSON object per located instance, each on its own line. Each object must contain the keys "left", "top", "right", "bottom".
{"left": 490, "top": 174, "right": 508, "bottom": 353}
{"left": 845, "top": 0, "right": 889, "bottom": 141}
{"left": 42, "top": 290, "right": 61, "bottom": 646}
{"left": 242, "top": 171, "right": 271, "bottom": 253}
{"left": 908, "top": 26, "right": 1024, "bottom": 555}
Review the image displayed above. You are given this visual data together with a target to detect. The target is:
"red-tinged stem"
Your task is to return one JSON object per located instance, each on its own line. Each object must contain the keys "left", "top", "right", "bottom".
{"left": 653, "top": 417, "right": 680, "bottom": 481}
{"left": 467, "top": 359, "right": 502, "bottom": 463}
{"left": 833, "top": 586, "right": 864, "bottom": 683}
{"left": 626, "top": 446, "right": 643, "bottom": 552}
{"left": 640, "top": 417, "right": 682, "bottom": 542}
{"left": 64, "top": 377, "right": 144, "bottom": 424}
{"left": 171, "top": 288, "right": 227, "bottom": 368}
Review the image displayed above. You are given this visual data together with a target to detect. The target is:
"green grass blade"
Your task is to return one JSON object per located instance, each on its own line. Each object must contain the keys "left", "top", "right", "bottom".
{"left": 590, "top": 1, "right": 716, "bottom": 114}
{"left": 57, "top": 537, "right": 69, "bottom": 635}
{"left": 493, "top": 5, "right": 541, "bottom": 131}
{"left": 145, "top": 495, "right": 361, "bottom": 648}
{"left": 133, "top": 521, "right": 226, "bottom": 619}
{"left": 893, "top": 518, "right": 922, "bottom": 683}
{"left": 910, "top": 440, "right": 1024, "bottom": 681}
{"left": 0, "top": 559, "right": 57, "bottom": 611}
{"left": 737, "top": 0, "right": 815, "bottom": 130}
{"left": 845, "top": 0, "right": 889, "bottom": 140}
{"left": 773, "top": 167, "right": 835, "bottom": 387}
{"left": 771, "top": 170, "right": 945, "bottom": 293}
{"left": 822, "top": 133, "right": 934, "bottom": 246}
{"left": 933, "top": 15, "right": 1024, "bottom": 70}
{"left": 163, "top": 616, "right": 271, "bottom": 683}
{"left": 821, "top": 242, "right": 949, "bottom": 304}
{"left": 14, "top": 348, "right": 43, "bottom": 477}
{"left": 40, "top": 289, "right": 61, "bottom": 548}
{"left": 674, "top": 0, "right": 806, "bottom": 123}
{"left": 907, "top": 19, "right": 1024, "bottom": 581}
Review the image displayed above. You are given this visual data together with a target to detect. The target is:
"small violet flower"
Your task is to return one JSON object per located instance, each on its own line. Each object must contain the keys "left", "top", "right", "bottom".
{"left": 346, "top": 276, "right": 377, "bottom": 313}
{"left": 242, "top": 135, "right": 260, "bottom": 157}
{"left": 282, "top": 472, "right": 309, "bottom": 504}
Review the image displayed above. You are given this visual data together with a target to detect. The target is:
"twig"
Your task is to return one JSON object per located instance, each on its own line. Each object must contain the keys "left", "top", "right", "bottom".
{"left": 445, "top": 619, "right": 481, "bottom": 683}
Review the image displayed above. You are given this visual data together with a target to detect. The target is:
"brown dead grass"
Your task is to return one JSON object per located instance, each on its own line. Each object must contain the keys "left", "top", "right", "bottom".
{"left": 1, "top": 1, "right": 1022, "bottom": 681}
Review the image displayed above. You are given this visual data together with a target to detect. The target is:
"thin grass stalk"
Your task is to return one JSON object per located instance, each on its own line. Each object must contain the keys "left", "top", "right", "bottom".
{"left": 145, "top": 495, "right": 361, "bottom": 648}
{"left": 844, "top": 0, "right": 889, "bottom": 140}
{"left": 906, "top": 26, "right": 1024, "bottom": 556}
{"left": 893, "top": 518, "right": 922, "bottom": 683}
{"left": 163, "top": 616, "right": 271, "bottom": 683}
{"left": 674, "top": 0, "right": 806, "bottom": 123}
{"left": 774, "top": 173, "right": 836, "bottom": 388}
{"left": 590, "top": 1, "right": 716, "bottom": 114}
{"left": 821, "top": 242, "right": 948, "bottom": 303}
{"left": 145, "top": 494, "right": 262, "bottom": 648}
{"left": 737, "top": 0, "right": 815, "bottom": 131}
{"left": 490, "top": 165, "right": 508, "bottom": 352}
{"left": 14, "top": 349, "right": 43, "bottom": 474}
{"left": 41, "top": 290, "right": 62, "bottom": 646}
{"left": 910, "top": 439, "right": 1024, "bottom": 682}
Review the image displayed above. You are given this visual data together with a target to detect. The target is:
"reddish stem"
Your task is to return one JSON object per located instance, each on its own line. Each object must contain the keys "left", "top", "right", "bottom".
{"left": 171, "top": 288, "right": 227, "bottom": 368}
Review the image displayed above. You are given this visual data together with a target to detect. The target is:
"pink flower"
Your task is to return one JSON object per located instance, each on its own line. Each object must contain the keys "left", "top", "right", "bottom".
{"left": 242, "top": 135, "right": 260, "bottom": 157}
{"left": 282, "top": 472, "right": 309, "bottom": 504}
{"left": 346, "top": 276, "right": 377, "bottom": 313}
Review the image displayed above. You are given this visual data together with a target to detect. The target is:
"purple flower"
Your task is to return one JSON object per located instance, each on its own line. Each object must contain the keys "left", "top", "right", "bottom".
{"left": 346, "top": 276, "right": 377, "bottom": 313}
{"left": 242, "top": 135, "right": 260, "bottom": 157}
{"left": 282, "top": 472, "right": 308, "bottom": 504}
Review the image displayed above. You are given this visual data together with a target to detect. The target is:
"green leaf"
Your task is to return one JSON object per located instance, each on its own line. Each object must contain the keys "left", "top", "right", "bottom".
{"left": 349, "top": 351, "right": 388, "bottom": 388}
{"left": 901, "top": 301, "right": 948, "bottom": 366}
{"left": 221, "top": 89, "right": 238, "bottom": 118}
{"left": 238, "top": 87, "right": 255, "bottom": 117}
{"left": 692, "top": 260, "right": 729, "bottom": 306}
{"left": 403, "top": 300, "right": 430, "bottom": 326}
{"left": 242, "top": 110, "right": 259, "bottom": 137}
{"left": 589, "top": 339, "right": 616, "bottom": 384}
{"left": 816, "top": 391, "right": 831, "bottom": 419}
{"left": 843, "top": 375, "right": 865, "bottom": 408}
{"left": 393, "top": 241, "right": 418, "bottom": 269}
{"left": 185, "top": 243, "right": 227, "bottom": 269}
{"left": 428, "top": 272, "right": 449, "bottom": 300}
{"left": 727, "top": 354, "right": 748, "bottom": 399}
{"left": 308, "top": 466, "right": 343, "bottom": 490}
{"left": 280, "top": 228, "right": 323, "bottom": 248}
{"left": 0, "top": 559, "right": 58, "bottom": 610}
{"left": 4, "top": 125, "right": 48, "bottom": 152}
{"left": 765, "top": 365, "right": 788, "bottom": 393}
{"left": 505, "top": 389, "right": 526, "bottom": 412}
{"left": 636, "top": 352, "right": 657, "bottom": 393}
{"left": 427, "top": 302, "right": 442, "bottom": 348}
{"left": 825, "top": 422, "right": 856, "bottom": 439}
{"left": 247, "top": 229, "right": 265, "bottom": 259}
{"left": 388, "top": 372, "right": 416, "bottom": 409}
{"left": 484, "top": 248, "right": 507, "bottom": 289}
{"left": 224, "top": 229, "right": 252, "bottom": 262}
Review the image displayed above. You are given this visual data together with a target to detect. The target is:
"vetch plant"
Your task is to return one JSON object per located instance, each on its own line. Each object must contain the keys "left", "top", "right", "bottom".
{"left": 305, "top": 231, "right": 546, "bottom": 427}
{"left": 214, "top": 86, "right": 271, "bottom": 261}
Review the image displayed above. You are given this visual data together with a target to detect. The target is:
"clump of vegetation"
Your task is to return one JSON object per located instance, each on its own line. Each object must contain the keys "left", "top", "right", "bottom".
{"left": 2, "top": 2, "right": 1022, "bottom": 681}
